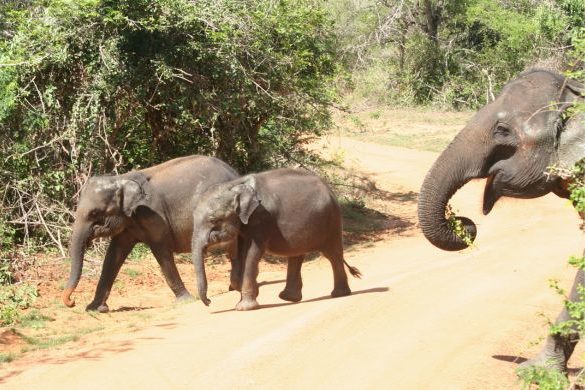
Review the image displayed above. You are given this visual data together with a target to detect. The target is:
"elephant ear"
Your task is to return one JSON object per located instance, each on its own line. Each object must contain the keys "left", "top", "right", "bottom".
{"left": 556, "top": 78, "right": 585, "bottom": 169}
{"left": 231, "top": 176, "right": 260, "bottom": 224}
{"left": 115, "top": 179, "right": 147, "bottom": 217}
{"left": 565, "top": 78, "right": 584, "bottom": 97}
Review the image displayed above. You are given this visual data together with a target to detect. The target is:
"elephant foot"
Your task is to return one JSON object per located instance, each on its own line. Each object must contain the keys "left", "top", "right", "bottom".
{"left": 235, "top": 298, "right": 260, "bottom": 311}
{"left": 175, "top": 292, "right": 195, "bottom": 305}
{"left": 331, "top": 286, "right": 351, "bottom": 298}
{"left": 517, "top": 354, "right": 566, "bottom": 374}
{"left": 279, "top": 289, "right": 302, "bottom": 302}
{"left": 86, "top": 301, "right": 109, "bottom": 313}
{"left": 229, "top": 281, "right": 242, "bottom": 292}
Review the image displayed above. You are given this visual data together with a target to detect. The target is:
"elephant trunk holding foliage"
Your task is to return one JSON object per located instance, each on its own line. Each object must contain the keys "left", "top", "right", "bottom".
{"left": 63, "top": 155, "right": 239, "bottom": 313}
{"left": 418, "top": 69, "right": 585, "bottom": 372}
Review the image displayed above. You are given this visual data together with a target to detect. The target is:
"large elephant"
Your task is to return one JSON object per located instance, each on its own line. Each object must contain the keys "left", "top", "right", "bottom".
{"left": 63, "top": 155, "right": 239, "bottom": 313}
{"left": 418, "top": 69, "right": 584, "bottom": 372}
{"left": 190, "top": 168, "right": 361, "bottom": 311}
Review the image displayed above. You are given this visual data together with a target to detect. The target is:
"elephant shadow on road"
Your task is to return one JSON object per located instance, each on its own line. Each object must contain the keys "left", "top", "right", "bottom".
{"left": 211, "top": 286, "right": 389, "bottom": 314}
{"left": 492, "top": 355, "right": 583, "bottom": 375}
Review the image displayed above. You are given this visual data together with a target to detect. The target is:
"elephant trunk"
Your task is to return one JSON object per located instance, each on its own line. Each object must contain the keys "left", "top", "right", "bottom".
{"left": 192, "top": 237, "right": 211, "bottom": 306}
{"left": 62, "top": 220, "right": 92, "bottom": 307}
{"left": 417, "top": 135, "right": 481, "bottom": 251}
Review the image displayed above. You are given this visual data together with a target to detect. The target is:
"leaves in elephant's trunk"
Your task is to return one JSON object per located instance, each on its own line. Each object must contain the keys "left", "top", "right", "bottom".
{"left": 445, "top": 204, "right": 476, "bottom": 248}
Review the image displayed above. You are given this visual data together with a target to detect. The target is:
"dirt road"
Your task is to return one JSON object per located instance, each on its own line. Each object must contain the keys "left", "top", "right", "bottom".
{"left": 1, "top": 137, "right": 583, "bottom": 389}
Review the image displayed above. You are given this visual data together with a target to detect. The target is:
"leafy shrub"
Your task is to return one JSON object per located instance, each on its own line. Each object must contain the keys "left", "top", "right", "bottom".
{"left": 0, "top": 0, "right": 338, "bottom": 253}
{"left": 517, "top": 365, "right": 570, "bottom": 390}
{"left": 329, "top": 0, "right": 582, "bottom": 109}
{"left": 0, "top": 283, "right": 38, "bottom": 326}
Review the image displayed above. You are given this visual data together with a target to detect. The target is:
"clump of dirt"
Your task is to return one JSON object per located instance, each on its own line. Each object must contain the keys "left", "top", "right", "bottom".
{"left": 0, "top": 329, "right": 27, "bottom": 356}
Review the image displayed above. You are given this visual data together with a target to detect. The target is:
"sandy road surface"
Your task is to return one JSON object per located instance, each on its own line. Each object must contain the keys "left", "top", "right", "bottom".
{"left": 1, "top": 137, "right": 583, "bottom": 389}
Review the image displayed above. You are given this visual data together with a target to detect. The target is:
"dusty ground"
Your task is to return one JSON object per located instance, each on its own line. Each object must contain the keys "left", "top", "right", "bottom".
{"left": 1, "top": 110, "right": 584, "bottom": 389}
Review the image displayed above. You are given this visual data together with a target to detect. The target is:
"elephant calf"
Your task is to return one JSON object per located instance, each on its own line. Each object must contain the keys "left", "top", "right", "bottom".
{"left": 64, "top": 155, "right": 239, "bottom": 312}
{"left": 191, "top": 168, "right": 361, "bottom": 311}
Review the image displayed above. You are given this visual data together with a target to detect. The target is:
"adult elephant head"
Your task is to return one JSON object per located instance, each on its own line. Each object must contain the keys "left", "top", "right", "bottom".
{"left": 63, "top": 173, "right": 149, "bottom": 307}
{"left": 418, "top": 69, "right": 585, "bottom": 251}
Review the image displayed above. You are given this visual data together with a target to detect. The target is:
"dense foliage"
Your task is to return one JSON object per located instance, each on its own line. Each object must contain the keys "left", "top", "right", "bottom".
{"left": 331, "top": 0, "right": 584, "bottom": 108}
{"left": 0, "top": 0, "right": 337, "bottom": 261}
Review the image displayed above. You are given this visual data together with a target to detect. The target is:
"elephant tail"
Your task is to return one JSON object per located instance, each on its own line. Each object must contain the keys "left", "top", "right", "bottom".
{"left": 344, "top": 260, "right": 362, "bottom": 279}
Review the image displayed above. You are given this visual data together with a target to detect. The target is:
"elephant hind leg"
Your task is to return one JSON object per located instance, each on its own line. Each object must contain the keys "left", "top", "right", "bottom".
{"left": 279, "top": 255, "right": 304, "bottom": 302}
{"left": 321, "top": 244, "right": 351, "bottom": 298}
{"left": 519, "top": 267, "right": 584, "bottom": 373}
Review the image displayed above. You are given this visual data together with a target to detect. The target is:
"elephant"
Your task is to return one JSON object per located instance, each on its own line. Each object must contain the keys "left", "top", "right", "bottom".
{"left": 190, "top": 168, "right": 362, "bottom": 311}
{"left": 417, "top": 69, "right": 584, "bottom": 372}
{"left": 63, "top": 155, "right": 239, "bottom": 313}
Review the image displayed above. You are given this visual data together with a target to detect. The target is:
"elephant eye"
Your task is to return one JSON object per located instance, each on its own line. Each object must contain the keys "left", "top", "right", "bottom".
{"left": 494, "top": 124, "right": 510, "bottom": 136}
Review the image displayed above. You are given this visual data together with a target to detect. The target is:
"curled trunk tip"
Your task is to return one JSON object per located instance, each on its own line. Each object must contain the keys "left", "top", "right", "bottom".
{"left": 417, "top": 142, "right": 481, "bottom": 252}
{"left": 62, "top": 287, "right": 76, "bottom": 307}
{"left": 65, "top": 221, "right": 91, "bottom": 308}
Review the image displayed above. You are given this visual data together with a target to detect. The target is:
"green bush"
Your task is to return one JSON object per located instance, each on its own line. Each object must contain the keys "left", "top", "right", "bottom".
{"left": 517, "top": 365, "right": 570, "bottom": 390}
{"left": 0, "top": 0, "right": 338, "bottom": 253}
{"left": 329, "top": 0, "right": 582, "bottom": 109}
{"left": 0, "top": 283, "right": 38, "bottom": 326}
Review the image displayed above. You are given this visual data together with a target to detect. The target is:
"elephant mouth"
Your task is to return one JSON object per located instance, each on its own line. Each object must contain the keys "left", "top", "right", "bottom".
{"left": 482, "top": 174, "right": 501, "bottom": 215}
{"left": 92, "top": 218, "right": 125, "bottom": 238}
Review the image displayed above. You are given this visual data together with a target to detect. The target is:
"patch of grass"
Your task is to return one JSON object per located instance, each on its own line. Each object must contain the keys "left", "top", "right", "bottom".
{"left": 357, "top": 132, "right": 453, "bottom": 152}
{"left": 128, "top": 243, "right": 151, "bottom": 261}
{"left": 349, "top": 115, "right": 366, "bottom": 132}
{"left": 133, "top": 312, "right": 154, "bottom": 321}
{"left": 19, "top": 325, "right": 104, "bottom": 350}
{"left": 113, "top": 280, "right": 126, "bottom": 292}
{"left": 23, "top": 334, "right": 80, "bottom": 349}
{"left": 123, "top": 268, "right": 141, "bottom": 278}
{"left": 0, "top": 283, "right": 38, "bottom": 326}
{"left": 19, "top": 309, "right": 54, "bottom": 329}
{"left": 0, "top": 352, "right": 17, "bottom": 363}
{"left": 333, "top": 108, "right": 471, "bottom": 152}
{"left": 516, "top": 365, "right": 570, "bottom": 390}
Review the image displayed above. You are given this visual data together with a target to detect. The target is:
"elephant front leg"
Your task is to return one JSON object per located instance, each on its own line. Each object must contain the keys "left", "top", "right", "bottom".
{"left": 228, "top": 237, "right": 243, "bottom": 292}
{"left": 236, "top": 240, "right": 263, "bottom": 311}
{"left": 279, "top": 256, "right": 304, "bottom": 302}
{"left": 151, "top": 244, "right": 193, "bottom": 303}
{"left": 87, "top": 237, "right": 136, "bottom": 313}
{"left": 519, "top": 267, "right": 584, "bottom": 373}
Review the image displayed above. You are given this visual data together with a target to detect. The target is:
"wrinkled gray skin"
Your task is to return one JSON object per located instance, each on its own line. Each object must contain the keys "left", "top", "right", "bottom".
{"left": 191, "top": 168, "right": 362, "bottom": 311}
{"left": 418, "top": 69, "right": 585, "bottom": 372}
{"left": 64, "top": 155, "right": 239, "bottom": 313}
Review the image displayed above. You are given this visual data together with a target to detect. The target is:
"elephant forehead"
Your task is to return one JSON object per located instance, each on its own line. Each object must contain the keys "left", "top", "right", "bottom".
{"left": 496, "top": 111, "right": 507, "bottom": 120}
{"left": 91, "top": 178, "right": 118, "bottom": 192}
{"left": 83, "top": 178, "right": 119, "bottom": 205}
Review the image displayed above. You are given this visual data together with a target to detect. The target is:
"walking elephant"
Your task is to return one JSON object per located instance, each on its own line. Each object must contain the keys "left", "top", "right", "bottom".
{"left": 190, "top": 168, "right": 361, "bottom": 311}
{"left": 418, "top": 69, "right": 584, "bottom": 372}
{"left": 63, "top": 155, "right": 239, "bottom": 313}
